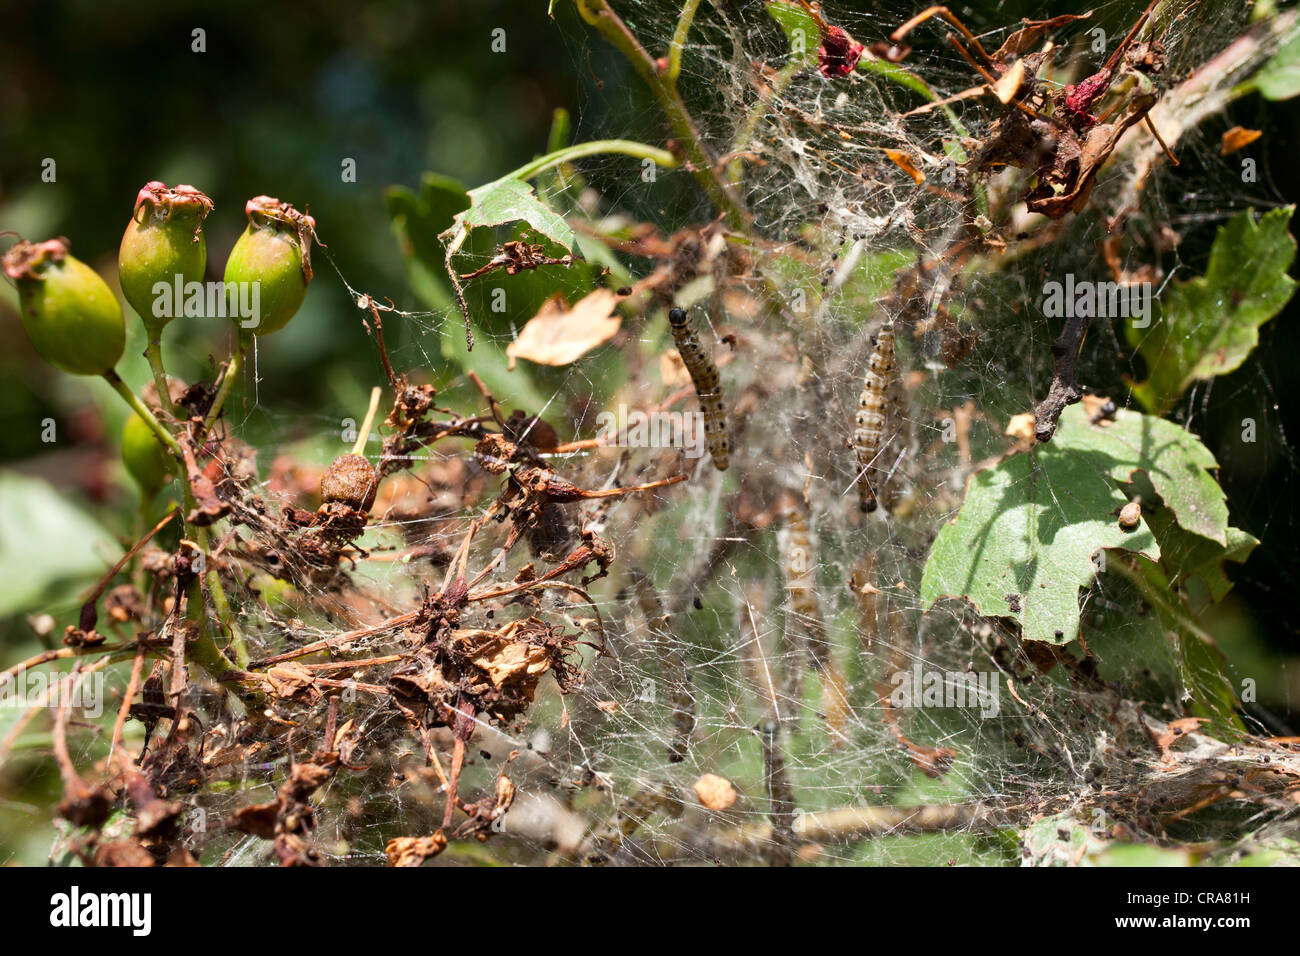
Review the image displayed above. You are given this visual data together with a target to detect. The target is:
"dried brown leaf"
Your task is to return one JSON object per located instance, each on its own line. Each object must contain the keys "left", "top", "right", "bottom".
{"left": 462, "top": 629, "right": 551, "bottom": 691}
{"left": 990, "top": 58, "right": 1025, "bottom": 104}
{"left": 883, "top": 148, "right": 925, "bottom": 184}
{"left": 386, "top": 831, "right": 448, "bottom": 867}
{"left": 94, "top": 840, "right": 156, "bottom": 867}
{"left": 1155, "top": 717, "right": 1208, "bottom": 766}
{"left": 506, "top": 289, "right": 622, "bottom": 370}
{"left": 262, "top": 663, "right": 321, "bottom": 704}
{"left": 990, "top": 13, "right": 1091, "bottom": 61}
{"left": 232, "top": 801, "right": 280, "bottom": 839}
{"left": 1220, "top": 126, "right": 1262, "bottom": 156}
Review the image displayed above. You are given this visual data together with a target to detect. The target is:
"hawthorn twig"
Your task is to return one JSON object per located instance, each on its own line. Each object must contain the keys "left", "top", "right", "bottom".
{"left": 1, "top": 644, "right": 126, "bottom": 685}
{"left": 109, "top": 642, "right": 149, "bottom": 765}
{"left": 631, "top": 569, "right": 695, "bottom": 763}
{"left": 759, "top": 718, "right": 797, "bottom": 867}
{"left": 249, "top": 611, "right": 421, "bottom": 668}
{"left": 360, "top": 296, "right": 401, "bottom": 389}
{"left": 1033, "top": 311, "right": 1092, "bottom": 442}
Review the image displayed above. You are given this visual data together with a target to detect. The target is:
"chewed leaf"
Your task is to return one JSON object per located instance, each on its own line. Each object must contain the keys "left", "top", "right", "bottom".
{"left": 453, "top": 178, "right": 575, "bottom": 251}
{"left": 1128, "top": 207, "right": 1296, "bottom": 414}
{"left": 506, "top": 289, "right": 623, "bottom": 370}
{"left": 1053, "top": 404, "right": 1228, "bottom": 545}
{"left": 438, "top": 177, "right": 575, "bottom": 349}
{"left": 920, "top": 415, "right": 1159, "bottom": 644}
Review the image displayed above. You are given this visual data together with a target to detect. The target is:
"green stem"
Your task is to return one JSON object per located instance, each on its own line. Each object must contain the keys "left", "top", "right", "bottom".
{"left": 201, "top": 336, "right": 246, "bottom": 441}
{"left": 668, "top": 0, "right": 702, "bottom": 85}
{"left": 184, "top": 578, "right": 241, "bottom": 681}
{"left": 107, "top": 349, "right": 255, "bottom": 693}
{"left": 195, "top": 524, "right": 248, "bottom": 668}
{"left": 142, "top": 336, "right": 175, "bottom": 418}
{"left": 509, "top": 138, "right": 679, "bottom": 183}
{"left": 573, "top": 0, "right": 751, "bottom": 232}
{"left": 102, "top": 369, "right": 183, "bottom": 460}
{"left": 729, "top": 56, "right": 805, "bottom": 185}
{"left": 857, "top": 59, "right": 969, "bottom": 139}
{"left": 102, "top": 371, "right": 245, "bottom": 684}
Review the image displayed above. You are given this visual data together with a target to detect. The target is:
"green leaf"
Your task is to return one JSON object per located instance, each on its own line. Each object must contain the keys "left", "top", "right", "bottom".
{"left": 1128, "top": 207, "right": 1296, "bottom": 414}
{"left": 1145, "top": 509, "right": 1257, "bottom": 604}
{"left": 1255, "top": 25, "right": 1300, "bottom": 100}
{"left": 0, "top": 472, "right": 119, "bottom": 618}
{"left": 1125, "top": 556, "right": 1246, "bottom": 738}
{"left": 448, "top": 177, "right": 575, "bottom": 251}
{"left": 1092, "top": 844, "right": 1192, "bottom": 867}
{"left": 546, "top": 107, "right": 572, "bottom": 155}
{"left": 437, "top": 176, "right": 577, "bottom": 342}
{"left": 1053, "top": 404, "right": 1228, "bottom": 545}
{"left": 920, "top": 414, "right": 1160, "bottom": 645}
{"left": 1177, "top": 618, "right": 1246, "bottom": 737}
{"left": 386, "top": 172, "right": 471, "bottom": 259}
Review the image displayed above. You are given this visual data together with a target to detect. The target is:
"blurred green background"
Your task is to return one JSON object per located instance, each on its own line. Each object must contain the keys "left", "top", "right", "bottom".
{"left": 2, "top": 0, "right": 1300, "bottom": 861}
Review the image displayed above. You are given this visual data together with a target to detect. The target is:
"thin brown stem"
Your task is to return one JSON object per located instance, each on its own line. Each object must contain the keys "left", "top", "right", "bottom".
{"left": 109, "top": 643, "right": 149, "bottom": 765}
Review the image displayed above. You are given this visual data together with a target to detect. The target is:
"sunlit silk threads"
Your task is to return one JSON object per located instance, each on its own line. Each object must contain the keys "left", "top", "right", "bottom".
{"left": 668, "top": 307, "right": 729, "bottom": 471}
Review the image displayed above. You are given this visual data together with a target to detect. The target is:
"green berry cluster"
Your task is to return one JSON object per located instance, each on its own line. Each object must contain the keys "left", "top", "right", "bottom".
{"left": 2, "top": 181, "right": 317, "bottom": 497}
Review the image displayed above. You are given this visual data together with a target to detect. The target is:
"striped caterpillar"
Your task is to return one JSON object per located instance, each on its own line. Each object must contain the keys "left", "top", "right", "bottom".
{"left": 853, "top": 323, "right": 898, "bottom": 513}
{"left": 668, "top": 307, "right": 729, "bottom": 471}
{"left": 780, "top": 503, "right": 851, "bottom": 746}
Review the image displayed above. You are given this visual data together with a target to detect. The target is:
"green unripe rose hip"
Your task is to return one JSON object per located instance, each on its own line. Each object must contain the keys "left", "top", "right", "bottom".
{"left": 223, "top": 195, "right": 315, "bottom": 337}
{"left": 122, "top": 410, "right": 176, "bottom": 495}
{"left": 118, "top": 182, "right": 213, "bottom": 337}
{"left": 3, "top": 238, "right": 125, "bottom": 375}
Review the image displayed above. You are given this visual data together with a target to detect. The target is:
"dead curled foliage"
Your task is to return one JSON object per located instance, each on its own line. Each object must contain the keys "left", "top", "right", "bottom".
{"left": 25, "top": 284, "right": 701, "bottom": 866}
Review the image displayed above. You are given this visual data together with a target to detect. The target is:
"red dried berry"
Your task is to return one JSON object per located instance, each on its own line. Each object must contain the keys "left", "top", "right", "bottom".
{"left": 818, "top": 26, "right": 863, "bottom": 78}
